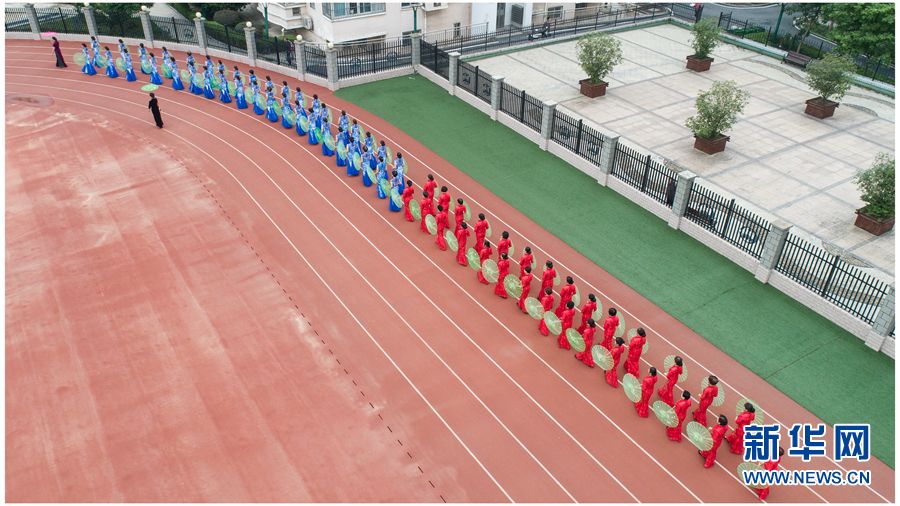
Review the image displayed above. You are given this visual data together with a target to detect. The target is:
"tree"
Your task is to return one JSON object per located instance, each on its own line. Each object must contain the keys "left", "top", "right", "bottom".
{"left": 806, "top": 53, "right": 856, "bottom": 102}
{"left": 93, "top": 3, "right": 142, "bottom": 24}
{"left": 786, "top": 3, "right": 823, "bottom": 54}
{"left": 854, "top": 153, "right": 895, "bottom": 219}
{"left": 576, "top": 33, "right": 623, "bottom": 84}
{"left": 690, "top": 18, "right": 720, "bottom": 59}
{"left": 821, "top": 3, "right": 894, "bottom": 61}
{"left": 198, "top": 3, "right": 249, "bottom": 20}
{"left": 684, "top": 80, "right": 751, "bottom": 139}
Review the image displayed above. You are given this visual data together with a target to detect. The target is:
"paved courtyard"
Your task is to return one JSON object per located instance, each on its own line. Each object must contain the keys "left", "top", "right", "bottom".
{"left": 472, "top": 23, "right": 895, "bottom": 281}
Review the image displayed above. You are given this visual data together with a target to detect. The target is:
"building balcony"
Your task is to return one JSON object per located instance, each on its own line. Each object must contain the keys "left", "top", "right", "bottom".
{"left": 322, "top": 3, "right": 386, "bottom": 21}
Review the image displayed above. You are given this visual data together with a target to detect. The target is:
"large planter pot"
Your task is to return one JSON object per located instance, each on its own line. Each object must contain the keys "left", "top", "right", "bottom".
{"left": 579, "top": 79, "right": 608, "bottom": 98}
{"left": 804, "top": 97, "right": 839, "bottom": 119}
{"left": 693, "top": 135, "right": 730, "bottom": 155}
{"left": 686, "top": 55, "right": 714, "bottom": 72}
{"left": 854, "top": 209, "right": 895, "bottom": 236}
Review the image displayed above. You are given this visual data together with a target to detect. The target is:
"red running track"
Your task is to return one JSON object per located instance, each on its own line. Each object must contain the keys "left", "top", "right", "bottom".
{"left": 5, "top": 40, "right": 894, "bottom": 503}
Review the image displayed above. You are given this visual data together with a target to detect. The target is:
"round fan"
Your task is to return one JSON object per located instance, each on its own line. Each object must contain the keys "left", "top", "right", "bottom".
{"left": 591, "top": 302, "right": 603, "bottom": 322}
{"left": 567, "top": 329, "right": 585, "bottom": 352}
{"left": 686, "top": 421, "right": 714, "bottom": 451}
{"left": 425, "top": 214, "right": 438, "bottom": 236}
{"left": 735, "top": 399, "right": 764, "bottom": 425}
{"left": 274, "top": 101, "right": 283, "bottom": 117}
{"left": 179, "top": 68, "right": 190, "bottom": 81}
{"left": 571, "top": 286, "right": 580, "bottom": 307}
{"left": 553, "top": 272, "right": 560, "bottom": 286}
{"left": 210, "top": 74, "right": 220, "bottom": 89}
{"left": 315, "top": 129, "right": 324, "bottom": 144}
{"left": 622, "top": 373, "right": 642, "bottom": 402}
{"left": 663, "top": 355, "right": 689, "bottom": 383}
{"left": 228, "top": 81, "right": 237, "bottom": 95}
{"left": 592, "top": 345, "right": 613, "bottom": 371}
{"left": 116, "top": 57, "right": 126, "bottom": 71}
{"left": 365, "top": 167, "right": 377, "bottom": 184}
{"left": 614, "top": 313, "right": 626, "bottom": 338}
{"left": 543, "top": 312, "right": 562, "bottom": 336}
{"left": 337, "top": 141, "right": 348, "bottom": 161}
{"left": 504, "top": 275, "right": 523, "bottom": 299}
{"left": 353, "top": 152, "right": 362, "bottom": 170}
{"left": 141, "top": 84, "right": 158, "bottom": 91}
{"left": 324, "top": 134, "right": 336, "bottom": 150}
{"left": 385, "top": 146, "right": 392, "bottom": 162}
{"left": 390, "top": 189, "right": 403, "bottom": 209}
{"left": 700, "top": 376, "right": 725, "bottom": 407}
{"left": 737, "top": 463, "right": 768, "bottom": 489}
{"left": 525, "top": 297, "right": 545, "bottom": 320}
{"left": 95, "top": 54, "right": 108, "bottom": 68}
{"left": 73, "top": 52, "right": 86, "bottom": 66}
{"left": 327, "top": 108, "right": 333, "bottom": 123}
{"left": 379, "top": 179, "right": 391, "bottom": 196}
{"left": 652, "top": 401, "right": 679, "bottom": 428}
{"left": 409, "top": 200, "right": 422, "bottom": 220}
{"left": 445, "top": 230, "right": 458, "bottom": 252}
{"left": 481, "top": 259, "right": 499, "bottom": 283}
{"left": 255, "top": 94, "right": 266, "bottom": 109}
{"left": 298, "top": 115, "right": 310, "bottom": 132}
{"left": 460, "top": 200, "right": 471, "bottom": 221}
{"left": 283, "top": 109, "right": 297, "bottom": 126}
{"left": 485, "top": 218, "right": 492, "bottom": 238}
{"left": 508, "top": 239, "right": 515, "bottom": 257}
{"left": 192, "top": 72, "right": 204, "bottom": 87}
{"left": 466, "top": 248, "right": 480, "bottom": 271}
{"left": 141, "top": 60, "right": 152, "bottom": 73}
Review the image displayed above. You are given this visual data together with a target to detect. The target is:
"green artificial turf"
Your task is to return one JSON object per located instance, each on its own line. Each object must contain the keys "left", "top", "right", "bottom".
{"left": 335, "top": 76, "right": 895, "bottom": 468}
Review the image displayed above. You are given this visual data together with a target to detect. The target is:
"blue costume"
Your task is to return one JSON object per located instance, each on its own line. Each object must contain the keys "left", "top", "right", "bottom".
{"left": 308, "top": 109, "right": 319, "bottom": 145}
{"left": 219, "top": 72, "right": 231, "bottom": 103}
{"left": 91, "top": 39, "right": 100, "bottom": 66}
{"left": 118, "top": 42, "right": 126, "bottom": 54}
{"left": 188, "top": 65, "right": 202, "bottom": 94}
{"left": 322, "top": 114, "right": 334, "bottom": 156}
{"left": 186, "top": 54, "right": 195, "bottom": 68}
{"left": 347, "top": 139, "right": 360, "bottom": 177}
{"left": 339, "top": 114, "right": 349, "bottom": 133}
{"left": 351, "top": 123, "right": 361, "bottom": 141}
{"left": 281, "top": 84, "right": 290, "bottom": 101}
{"left": 395, "top": 157, "right": 406, "bottom": 193}
{"left": 171, "top": 60, "right": 184, "bottom": 90}
{"left": 124, "top": 52, "right": 136, "bottom": 81}
{"left": 361, "top": 151, "right": 374, "bottom": 186}
{"left": 138, "top": 46, "right": 149, "bottom": 74}
{"left": 235, "top": 75, "right": 248, "bottom": 109}
{"left": 295, "top": 101, "right": 308, "bottom": 136}
{"left": 336, "top": 133, "right": 347, "bottom": 167}
{"left": 376, "top": 160, "right": 388, "bottom": 199}
{"left": 104, "top": 50, "right": 118, "bottom": 78}
{"left": 312, "top": 97, "right": 321, "bottom": 110}
{"left": 281, "top": 97, "right": 294, "bottom": 129}
{"left": 81, "top": 46, "right": 96, "bottom": 75}
{"left": 149, "top": 56, "right": 163, "bottom": 85}
{"left": 252, "top": 85, "right": 264, "bottom": 115}
{"left": 161, "top": 50, "right": 172, "bottom": 78}
{"left": 389, "top": 175, "right": 403, "bottom": 211}
{"left": 203, "top": 68, "right": 215, "bottom": 99}
{"left": 218, "top": 62, "right": 226, "bottom": 76}
{"left": 265, "top": 91, "right": 279, "bottom": 122}
{"left": 365, "top": 136, "right": 377, "bottom": 169}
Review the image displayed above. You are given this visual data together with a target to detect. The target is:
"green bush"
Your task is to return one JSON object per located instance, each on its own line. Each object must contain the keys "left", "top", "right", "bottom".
{"left": 213, "top": 9, "right": 240, "bottom": 26}
{"left": 685, "top": 80, "right": 751, "bottom": 139}
{"left": 691, "top": 18, "right": 721, "bottom": 59}
{"left": 806, "top": 53, "right": 856, "bottom": 102}
{"left": 575, "top": 33, "right": 623, "bottom": 84}
{"left": 854, "top": 153, "right": 895, "bottom": 219}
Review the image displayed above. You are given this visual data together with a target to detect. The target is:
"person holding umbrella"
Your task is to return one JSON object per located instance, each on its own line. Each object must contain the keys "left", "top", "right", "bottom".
{"left": 148, "top": 93, "right": 163, "bottom": 129}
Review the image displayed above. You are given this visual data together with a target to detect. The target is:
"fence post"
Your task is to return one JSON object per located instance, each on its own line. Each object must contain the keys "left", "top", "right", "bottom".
{"left": 817, "top": 39, "right": 823, "bottom": 58}
{"left": 296, "top": 41, "right": 307, "bottom": 81}
{"left": 22, "top": 4, "right": 40, "bottom": 39}
{"left": 447, "top": 51, "right": 460, "bottom": 96}
{"left": 765, "top": 27, "right": 771, "bottom": 47}
{"left": 490, "top": 75, "right": 503, "bottom": 121}
{"left": 539, "top": 100, "right": 557, "bottom": 151}
{"left": 720, "top": 198, "right": 736, "bottom": 238}
{"left": 820, "top": 255, "right": 841, "bottom": 297}
{"left": 473, "top": 66, "right": 480, "bottom": 100}
{"left": 574, "top": 119, "right": 583, "bottom": 154}
{"left": 139, "top": 9, "right": 153, "bottom": 43}
{"left": 597, "top": 134, "right": 619, "bottom": 186}
{"left": 325, "top": 45, "right": 339, "bottom": 90}
{"left": 639, "top": 154, "right": 652, "bottom": 192}
{"left": 171, "top": 17, "right": 180, "bottom": 44}
{"left": 753, "top": 220, "right": 791, "bottom": 283}
{"left": 82, "top": 5, "right": 98, "bottom": 38}
{"left": 519, "top": 89, "right": 526, "bottom": 122}
{"left": 193, "top": 16, "right": 207, "bottom": 51}
{"left": 667, "top": 170, "right": 696, "bottom": 230}
{"left": 410, "top": 32, "right": 422, "bottom": 67}
{"left": 244, "top": 26, "right": 258, "bottom": 63}
{"left": 865, "top": 286, "right": 895, "bottom": 352}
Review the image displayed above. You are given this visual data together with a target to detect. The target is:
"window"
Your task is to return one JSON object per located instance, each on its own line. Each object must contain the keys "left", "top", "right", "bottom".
{"left": 292, "top": 7, "right": 301, "bottom": 16}
{"left": 310, "top": 3, "right": 315, "bottom": 9}
{"left": 575, "top": 3, "right": 588, "bottom": 8}
{"left": 401, "top": 2, "right": 411, "bottom": 9}
{"left": 548, "top": 6, "right": 563, "bottom": 19}
{"left": 433, "top": 3, "right": 441, "bottom": 6}
{"left": 322, "top": 3, "right": 385, "bottom": 19}
{"left": 453, "top": 21, "right": 461, "bottom": 38}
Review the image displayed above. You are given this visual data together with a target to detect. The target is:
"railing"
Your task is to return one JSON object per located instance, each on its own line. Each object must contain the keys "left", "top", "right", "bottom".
{"left": 776, "top": 234, "right": 889, "bottom": 324}
{"left": 423, "top": 22, "right": 489, "bottom": 45}
{"left": 148, "top": 15, "right": 197, "bottom": 46}
{"left": 551, "top": 109, "right": 579, "bottom": 151}
{"left": 684, "top": 184, "right": 770, "bottom": 258}
{"left": 611, "top": 144, "right": 677, "bottom": 207}
{"left": 322, "top": 2, "right": 385, "bottom": 20}
{"left": 35, "top": 6, "right": 88, "bottom": 35}
{"left": 205, "top": 22, "right": 247, "bottom": 56}
{"left": 256, "top": 33, "right": 295, "bottom": 70}
{"left": 419, "top": 39, "right": 450, "bottom": 79}
{"left": 5, "top": 7, "right": 30, "bottom": 33}
{"left": 94, "top": 11, "right": 144, "bottom": 39}
{"left": 336, "top": 36, "right": 413, "bottom": 79}
{"left": 304, "top": 43, "right": 327, "bottom": 78}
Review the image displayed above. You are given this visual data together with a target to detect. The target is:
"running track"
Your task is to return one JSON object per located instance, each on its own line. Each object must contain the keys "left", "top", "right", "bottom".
{"left": 5, "top": 40, "right": 894, "bottom": 503}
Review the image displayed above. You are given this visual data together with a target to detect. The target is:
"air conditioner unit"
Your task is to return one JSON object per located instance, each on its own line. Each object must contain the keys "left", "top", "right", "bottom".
{"left": 300, "top": 15, "right": 313, "bottom": 30}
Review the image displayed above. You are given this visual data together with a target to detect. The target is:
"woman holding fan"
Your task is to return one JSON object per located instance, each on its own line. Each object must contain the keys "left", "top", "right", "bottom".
{"left": 148, "top": 53, "right": 163, "bottom": 85}
{"left": 252, "top": 82, "right": 265, "bottom": 115}
{"left": 202, "top": 65, "right": 216, "bottom": 99}
{"left": 138, "top": 43, "right": 149, "bottom": 74}
{"left": 265, "top": 88, "right": 279, "bottom": 122}
{"left": 80, "top": 43, "right": 96, "bottom": 75}
{"left": 234, "top": 70, "right": 248, "bottom": 109}
{"left": 103, "top": 47, "right": 118, "bottom": 78}
{"left": 280, "top": 94, "right": 294, "bottom": 128}
{"left": 123, "top": 49, "right": 136, "bottom": 81}
{"left": 169, "top": 57, "right": 184, "bottom": 90}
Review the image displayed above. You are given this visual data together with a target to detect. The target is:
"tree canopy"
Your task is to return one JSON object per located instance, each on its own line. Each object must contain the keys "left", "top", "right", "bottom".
{"left": 821, "top": 3, "right": 894, "bottom": 62}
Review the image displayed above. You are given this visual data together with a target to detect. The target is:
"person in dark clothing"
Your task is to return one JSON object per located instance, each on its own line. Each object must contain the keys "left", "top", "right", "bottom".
{"left": 52, "top": 37, "right": 67, "bottom": 67}
{"left": 541, "top": 16, "right": 552, "bottom": 38}
{"left": 148, "top": 93, "right": 163, "bottom": 128}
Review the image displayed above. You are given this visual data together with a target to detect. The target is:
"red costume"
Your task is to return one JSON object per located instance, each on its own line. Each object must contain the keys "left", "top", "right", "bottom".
{"left": 623, "top": 333, "right": 645, "bottom": 378}
{"left": 692, "top": 385, "right": 718, "bottom": 426}
{"left": 517, "top": 272, "right": 533, "bottom": 313}
{"left": 757, "top": 457, "right": 782, "bottom": 500}
{"left": 576, "top": 301, "right": 597, "bottom": 334}
{"left": 538, "top": 293, "right": 555, "bottom": 336}
{"left": 701, "top": 424, "right": 728, "bottom": 468}
{"left": 606, "top": 343, "right": 625, "bottom": 387}
{"left": 727, "top": 412, "right": 755, "bottom": 454}
{"left": 575, "top": 325, "right": 596, "bottom": 367}
{"left": 494, "top": 258, "right": 509, "bottom": 298}
{"left": 657, "top": 364, "right": 682, "bottom": 407}
{"left": 435, "top": 210, "right": 448, "bottom": 250}
{"left": 558, "top": 307, "right": 576, "bottom": 349}
{"left": 497, "top": 238, "right": 511, "bottom": 258}
{"left": 601, "top": 315, "right": 619, "bottom": 350}
{"left": 455, "top": 227, "right": 469, "bottom": 266}
{"left": 635, "top": 374, "right": 658, "bottom": 417}
{"left": 519, "top": 252, "right": 533, "bottom": 276}
{"left": 402, "top": 186, "right": 416, "bottom": 222}
{"left": 437, "top": 192, "right": 451, "bottom": 214}
{"left": 476, "top": 245, "right": 493, "bottom": 284}
{"left": 420, "top": 197, "right": 435, "bottom": 233}
{"left": 424, "top": 179, "right": 437, "bottom": 199}
{"left": 474, "top": 219, "right": 488, "bottom": 253}
{"left": 667, "top": 398, "right": 692, "bottom": 441}
{"left": 555, "top": 284, "right": 576, "bottom": 317}
{"left": 453, "top": 204, "right": 466, "bottom": 234}
{"left": 540, "top": 267, "right": 556, "bottom": 294}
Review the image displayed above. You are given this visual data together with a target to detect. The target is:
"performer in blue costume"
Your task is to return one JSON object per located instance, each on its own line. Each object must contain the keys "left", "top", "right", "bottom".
{"left": 188, "top": 64, "right": 202, "bottom": 95}
{"left": 361, "top": 147, "right": 374, "bottom": 186}
{"left": 218, "top": 69, "right": 232, "bottom": 103}
{"left": 364, "top": 132, "right": 377, "bottom": 169}
{"left": 389, "top": 171, "right": 403, "bottom": 211}
{"left": 80, "top": 43, "right": 96, "bottom": 75}
{"left": 170, "top": 57, "right": 184, "bottom": 90}
{"left": 252, "top": 83, "right": 264, "bottom": 115}
{"left": 281, "top": 94, "right": 294, "bottom": 129}
{"left": 138, "top": 43, "right": 149, "bottom": 74}
{"left": 346, "top": 136, "right": 360, "bottom": 177}
{"left": 339, "top": 111, "right": 349, "bottom": 132}
{"left": 351, "top": 119, "right": 361, "bottom": 142}
{"left": 186, "top": 51, "right": 195, "bottom": 69}
{"left": 394, "top": 153, "right": 406, "bottom": 193}
{"left": 265, "top": 88, "right": 279, "bottom": 122}
{"left": 377, "top": 140, "right": 388, "bottom": 165}
{"left": 376, "top": 156, "right": 388, "bottom": 199}
{"left": 307, "top": 107, "right": 319, "bottom": 145}
{"left": 149, "top": 53, "right": 163, "bottom": 85}
{"left": 117, "top": 39, "right": 126, "bottom": 55}
{"left": 104, "top": 47, "right": 118, "bottom": 78}
{"left": 294, "top": 99, "right": 308, "bottom": 137}
{"left": 234, "top": 69, "right": 248, "bottom": 109}
{"left": 123, "top": 49, "right": 136, "bottom": 81}
{"left": 90, "top": 36, "right": 100, "bottom": 66}
{"left": 294, "top": 87, "right": 304, "bottom": 109}
{"left": 281, "top": 81, "right": 291, "bottom": 101}
{"left": 264, "top": 75, "right": 274, "bottom": 93}
{"left": 335, "top": 127, "right": 347, "bottom": 167}
{"left": 321, "top": 106, "right": 334, "bottom": 156}
{"left": 311, "top": 94, "right": 321, "bottom": 110}
{"left": 248, "top": 69, "right": 258, "bottom": 87}
{"left": 203, "top": 65, "right": 216, "bottom": 99}
{"left": 217, "top": 59, "right": 226, "bottom": 77}
{"left": 161, "top": 46, "right": 171, "bottom": 73}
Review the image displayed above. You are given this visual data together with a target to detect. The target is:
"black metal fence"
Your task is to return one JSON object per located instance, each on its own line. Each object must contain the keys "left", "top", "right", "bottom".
{"left": 551, "top": 110, "right": 579, "bottom": 151}
{"left": 684, "top": 184, "right": 770, "bottom": 258}
{"left": 336, "top": 36, "right": 413, "bottom": 79}
{"left": 304, "top": 44, "right": 327, "bottom": 78}
{"left": 35, "top": 6, "right": 88, "bottom": 35}
{"left": 148, "top": 15, "right": 197, "bottom": 45}
{"left": 420, "top": 40, "right": 450, "bottom": 79}
{"left": 205, "top": 22, "right": 247, "bottom": 57}
{"left": 94, "top": 11, "right": 144, "bottom": 39}
{"left": 256, "top": 33, "right": 295, "bottom": 69}
{"left": 776, "top": 234, "right": 888, "bottom": 324}
{"left": 5, "top": 7, "right": 30, "bottom": 33}
{"left": 611, "top": 144, "right": 677, "bottom": 207}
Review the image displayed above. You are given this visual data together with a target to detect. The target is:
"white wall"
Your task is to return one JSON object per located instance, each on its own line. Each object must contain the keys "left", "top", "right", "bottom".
{"left": 471, "top": 3, "right": 498, "bottom": 31}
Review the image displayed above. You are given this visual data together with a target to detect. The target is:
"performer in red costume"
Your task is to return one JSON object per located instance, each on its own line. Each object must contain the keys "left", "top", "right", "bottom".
{"left": 575, "top": 319, "right": 597, "bottom": 367}
{"left": 402, "top": 181, "right": 416, "bottom": 222}
{"left": 556, "top": 277, "right": 576, "bottom": 317}
{"left": 456, "top": 222, "right": 470, "bottom": 266}
{"left": 757, "top": 447, "right": 785, "bottom": 500}
{"left": 636, "top": 368, "right": 658, "bottom": 417}
{"left": 423, "top": 174, "right": 437, "bottom": 199}
{"left": 519, "top": 247, "right": 533, "bottom": 276}
{"left": 606, "top": 337, "right": 626, "bottom": 387}
{"left": 668, "top": 391, "right": 692, "bottom": 441}
{"left": 476, "top": 241, "right": 493, "bottom": 284}
{"left": 623, "top": 327, "right": 646, "bottom": 378}
{"left": 437, "top": 186, "right": 451, "bottom": 214}
{"left": 658, "top": 356, "right": 683, "bottom": 407}
{"left": 517, "top": 265, "right": 533, "bottom": 313}
{"left": 601, "top": 308, "right": 619, "bottom": 350}
{"left": 540, "top": 261, "right": 556, "bottom": 295}
{"left": 474, "top": 214, "right": 488, "bottom": 254}
{"left": 495, "top": 252, "right": 510, "bottom": 298}
{"left": 558, "top": 301, "right": 576, "bottom": 349}
{"left": 576, "top": 294, "right": 597, "bottom": 334}
{"left": 420, "top": 191, "right": 435, "bottom": 233}
{"left": 700, "top": 415, "right": 729, "bottom": 468}
{"left": 692, "top": 375, "right": 718, "bottom": 426}
{"left": 435, "top": 204, "right": 448, "bottom": 250}
{"left": 727, "top": 403, "right": 756, "bottom": 454}
{"left": 453, "top": 198, "right": 466, "bottom": 235}
{"left": 538, "top": 287, "right": 554, "bottom": 336}
{"left": 497, "top": 231, "right": 511, "bottom": 258}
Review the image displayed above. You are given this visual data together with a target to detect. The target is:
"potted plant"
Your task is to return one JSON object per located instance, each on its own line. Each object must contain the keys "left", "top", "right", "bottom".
{"left": 687, "top": 18, "right": 720, "bottom": 72}
{"left": 576, "top": 33, "right": 623, "bottom": 98}
{"left": 804, "top": 53, "right": 855, "bottom": 119}
{"left": 853, "top": 153, "right": 895, "bottom": 235}
{"left": 684, "top": 80, "right": 750, "bottom": 155}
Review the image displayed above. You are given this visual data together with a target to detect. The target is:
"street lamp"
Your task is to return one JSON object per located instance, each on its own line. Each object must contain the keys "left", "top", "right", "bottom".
{"left": 410, "top": 3, "right": 425, "bottom": 33}
{"left": 195, "top": 12, "right": 201, "bottom": 18}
